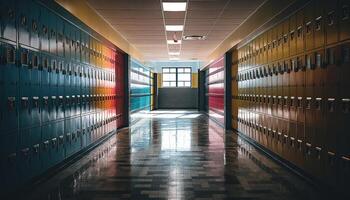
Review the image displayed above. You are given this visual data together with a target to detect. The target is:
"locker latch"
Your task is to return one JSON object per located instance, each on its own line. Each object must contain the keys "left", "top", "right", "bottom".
{"left": 21, "top": 148, "right": 30, "bottom": 157}
{"left": 7, "top": 97, "right": 16, "bottom": 111}
{"left": 33, "top": 96, "right": 39, "bottom": 108}
{"left": 43, "top": 140, "right": 49, "bottom": 150}
{"left": 6, "top": 47, "right": 15, "bottom": 64}
{"left": 315, "top": 98, "right": 322, "bottom": 110}
{"left": 315, "top": 16, "right": 322, "bottom": 31}
{"left": 315, "top": 147, "right": 322, "bottom": 160}
{"left": 290, "top": 137, "right": 295, "bottom": 147}
{"left": 33, "top": 144, "right": 40, "bottom": 154}
{"left": 43, "top": 96, "right": 49, "bottom": 106}
{"left": 327, "top": 98, "right": 335, "bottom": 112}
{"left": 51, "top": 138, "right": 57, "bottom": 147}
{"left": 341, "top": 156, "right": 350, "bottom": 170}
{"left": 327, "top": 151, "right": 336, "bottom": 166}
{"left": 342, "top": 99, "right": 350, "bottom": 113}
{"left": 277, "top": 132, "right": 282, "bottom": 142}
{"left": 21, "top": 97, "right": 29, "bottom": 108}
{"left": 306, "top": 97, "right": 312, "bottom": 109}
{"left": 297, "top": 140, "right": 303, "bottom": 151}
{"left": 327, "top": 11, "right": 335, "bottom": 26}
{"left": 341, "top": 5, "right": 349, "bottom": 20}
{"left": 59, "top": 135, "right": 64, "bottom": 145}
{"left": 7, "top": 153, "right": 16, "bottom": 164}
{"left": 21, "top": 51, "right": 28, "bottom": 66}
{"left": 32, "top": 55, "right": 39, "bottom": 69}
{"left": 297, "top": 97, "right": 303, "bottom": 108}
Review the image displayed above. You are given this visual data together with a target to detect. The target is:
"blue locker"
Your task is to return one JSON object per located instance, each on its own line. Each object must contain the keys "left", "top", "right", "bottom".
{"left": 49, "top": 57, "right": 58, "bottom": 97}
{"left": 31, "top": 52, "right": 41, "bottom": 96}
{"left": 57, "top": 95, "right": 64, "bottom": 120}
{"left": 1, "top": 0, "right": 17, "bottom": 42}
{"left": 31, "top": 96, "right": 41, "bottom": 126}
{"left": 19, "top": 47, "right": 31, "bottom": 97}
{"left": 18, "top": 0, "right": 30, "bottom": 46}
{"left": 0, "top": 131, "right": 18, "bottom": 191}
{"left": 41, "top": 53, "right": 50, "bottom": 95}
{"left": 19, "top": 96, "right": 31, "bottom": 129}
{"left": 57, "top": 18, "right": 64, "bottom": 57}
{"left": 64, "top": 96, "right": 71, "bottom": 118}
{"left": 41, "top": 123, "right": 52, "bottom": 171}
{"left": 53, "top": 120, "right": 65, "bottom": 165}
{"left": 57, "top": 59, "right": 65, "bottom": 95}
{"left": 0, "top": 43, "right": 18, "bottom": 133}
{"left": 49, "top": 96, "right": 57, "bottom": 121}
{"left": 41, "top": 96, "right": 50, "bottom": 124}
{"left": 48, "top": 11, "right": 57, "bottom": 55}
{"left": 40, "top": 5, "right": 50, "bottom": 53}
{"left": 30, "top": 1, "right": 40, "bottom": 49}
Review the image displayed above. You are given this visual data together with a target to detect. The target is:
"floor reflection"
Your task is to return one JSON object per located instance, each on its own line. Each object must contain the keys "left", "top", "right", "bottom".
{"left": 18, "top": 110, "right": 326, "bottom": 200}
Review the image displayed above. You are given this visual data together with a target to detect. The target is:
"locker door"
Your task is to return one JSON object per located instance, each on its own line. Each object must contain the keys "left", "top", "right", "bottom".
{"left": 277, "top": 24, "right": 284, "bottom": 60}
{"left": 296, "top": 56, "right": 305, "bottom": 98}
{"left": 57, "top": 18, "right": 64, "bottom": 57}
{"left": 289, "top": 15, "right": 297, "bottom": 56}
{"left": 283, "top": 20, "right": 290, "bottom": 58}
{"left": 40, "top": 6, "right": 50, "bottom": 53}
{"left": 41, "top": 123, "right": 52, "bottom": 171}
{"left": 314, "top": 1, "right": 325, "bottom": 49}
{"left": 41, "top": 96, "right": 50, "bottom": 123}
{"left": 49, "top": 57, "right": 58, "bottom": 97}
{"left": 53, "top": 120, "right": 65, "bottom": 165}
{"left": 325, "top": 47, "right": 340, "bottom": 98}
{"left": 49, "top": 12, "right": 57, "bottom": 55}
{"left": 305, "top": 53, "right": 315, "bottom": 98}
{"left": 324, "top": 0, "right": 338, "bottom": 45}
{"left": 30, "top": 2, "right": 40, "bottom": 49}
{"left": 313, "top": 50, "right": 325, "bottom": 98}
{"left": 1, "top": 0, "right": 17, "bottom": 42}
{"left": 340, "top": 43, "right": 350, "bottom": 98}
{"left": 1, "top": 43, "right": 19, "bottom": 133}
{"left": 304, "top": 2, "right": 314, "bottom": 51}
{"left": 339, "top": 0, "right": 350, "bottom": 41}
{"left": 0, "top": 132, "right": 18, "bottom": 191}
{"left": 296, "top": 10, "right": 304, "bottom": 54}
{"left": 19, "top": 97, "right": 31, "bottom": 129}
{"left": 57, "top": 95, "right": 64, "bottom": 120}
{"left": 31, "top": 52, "right": 40, "bottom": 97}
{"left": 31, "top": 96, "right": 41, "bottom": 126}
{"left": 58, "top": 60, "right": 65, "bottom": 95}
{"left": 18, "top": 0, "right": 30, "bottom": 46}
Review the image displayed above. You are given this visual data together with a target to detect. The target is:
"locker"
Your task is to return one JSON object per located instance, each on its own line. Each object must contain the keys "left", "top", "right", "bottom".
{"left": 324, "top": 0, "right": 338, "bottom": 45}
{"left": 31, "top": 52, "right": 41, "bottom": 96}
{"left": 313, "top": 97, "right": 325, "bottom": 152}
{"left": 53, "top": 120, "right": 65, "bottom": 165}
{"left": 296, "top": 56, "right": 305, "bottom": 98}
{"left": 289, "top": 15, "right": 297, "bottom": 56}
{"left": 30, "top": 2, "right": 40, "bottom": 49}
{"left": 282, "top": 20, "right": 290, "bottom": 58}
{"left": 1, "top": 0, "right": 17, "bottom": 42}
{"left": 40, "top": 6, "right": 50, "bottom": 52}
{"left": 313, "top": 50, "right": 325, "bottom": 97}
{"left": 339, "top": 43, "right": 350, "bottom": 97}
{"left": 18, "top": 1, "right": 30, "bottom": 46}
{"left": 325, "top": 47, "right": 340, "bottom": 98}
{"left": 57, "top": 60, "right": 65, "bottom": 95}
{"left": 0, "top": 131, "right": 18, "bottom": 191}
{"left": 49, "top": 58, "right": 58, "bottom": 96}
{"left": 41, "top": 96, "right": 50, "bottom": 123}
{"left": 31, "top": 96, "right": 41, "bottom": 126}
{"left": 41, "top": 123, "right": 53, "bottom": 170}
{"left": 64, "top": 24, "right": 71, "bottom": 60}
{"left": 48, "top": 12, "right": 57, "bottom": 55}
{"left": 305, "top": 53, "right": 315, "bottom": 97}
{"left": 41, "top": 54, "right": 50, "bottom": 93}
{"left": 304, "top": 2, "right": 314, "bottom": 51}
{"left": 277, "top": 23, "right": 284, "bottom": 60}
{"left": 314, "top": 1, "right": 325, "bottom": 49}
{"left": 296, "top": 10, "right": 304, "bottom": 54}
{"left": 57, "top": 18, "right": 64, "bottom": 57}
{"left": 50, "top": 96, "right": 57, "bottom": 121}
{"left": 57, "top": 95, "right": 64, "bottom": 119}
{"left": 339, "top": 0, "right": 350, "bottom": 41}
{"left": 0, "top": 43, "right": 19, "bottom": 133}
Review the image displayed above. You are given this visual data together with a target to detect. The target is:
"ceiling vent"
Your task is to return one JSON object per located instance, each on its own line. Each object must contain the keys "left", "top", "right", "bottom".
{"left": 183, "top": 35, "right": 206, "bottom": 41}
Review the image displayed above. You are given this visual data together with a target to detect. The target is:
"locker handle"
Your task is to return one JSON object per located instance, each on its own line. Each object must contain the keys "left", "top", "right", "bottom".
{"left": 297, "top": 140, "right": 302, "bottom": 151}
{"left": 21, "top": 148, "right": 30, "bottom": 156}
{"left": 7, "top": 97, "right": 16, "bottom": 110}
{"left": 43, "top": 140, "right": 49, "bottom": 149}
{"left": 290, "top": 137, "right": 295, "bottom": 147}
{"left": 327, "top": 11, "right": 335, "bottom": 26}
{"left": 8, "top": 9, "right": 15, "bottom": 19}
{"left": 21, "top": 51, "right": 28, "bottom": 66}
{"left": 315, "top": 147, "right": 322, "bottom": 160}
{"left": 341, "top": 156, "right": 350, "bottom": 169}
{"left": 327, "top": 98, "right": 335, "bottom": 112}
{"left": 314, "top": 16, "right": 322, "bottom": 32}
{"left": 327, "top": 151, "right": 336, "bottom": 165}
{"left": 32, "top": 55, "right": 39, "bottom": 69}
{"left": 51, "top": 138, "right": 57, "bottom": 147}
{"left": 306, "top": 97, "right": 312, "bottom": 109}
{"left": 315, "top": 98, "right": 322, "bottom": 110}
{"left": 341, "top": 99, "right": 350, "bottom": 113}
{"left": 290, "top": 30, "right": 295, "bottom": 40}
{"left": 33, "top": 96, "right": 39, "bottom": 108}
{"left": 33, "top": 144, "right": 40, "bottom": 154}
{"left": 58, "top": 135, "right": 64, "bottom": 145}
{"left": 6, "top": 47, "right": 15, "bottom": 64}
{"left": 305, "top": 143, "right": 312, "bottom": 156}
{"left": 21, "top": 97, "right": 29, "bottom": 108}
{"left": 297, "top": 26, "right": 303, "bottom": 38}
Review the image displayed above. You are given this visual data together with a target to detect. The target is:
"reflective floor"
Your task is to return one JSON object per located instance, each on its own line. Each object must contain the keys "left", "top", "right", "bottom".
{"left": 21, "top": 110, "right": 324, "bottom": 200}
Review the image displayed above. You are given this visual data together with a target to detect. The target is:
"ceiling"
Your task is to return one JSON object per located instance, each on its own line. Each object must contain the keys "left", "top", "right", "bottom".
{"left": 87, "top": 0, "right": 265, "bottom": 61}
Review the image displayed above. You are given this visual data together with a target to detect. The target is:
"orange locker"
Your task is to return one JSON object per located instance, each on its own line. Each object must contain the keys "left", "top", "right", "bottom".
{"left": 289, "top": 15, "right": 297, "bottom": 56}
{"left": 339, "top": 0, "right": 350, "bottom": 41}
{"left": 296, "top": 10, "right": 305, "bottom": 54}
{"left": 324, "top": 0, "right": 338, "bottom": 45}
{"left": 314, "top": 1, "right": 325, "bottom": 49}
{"left": 304, "top": 1, "right": 314, "bottom": 51}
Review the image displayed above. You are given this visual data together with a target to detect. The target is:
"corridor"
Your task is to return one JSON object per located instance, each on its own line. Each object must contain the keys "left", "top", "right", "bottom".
{"left": 22, "top": 111, "right": 322, "bottom": 200}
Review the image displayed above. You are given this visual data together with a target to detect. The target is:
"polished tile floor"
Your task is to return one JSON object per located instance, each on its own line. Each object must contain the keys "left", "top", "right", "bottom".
{"left": 22, "top": 110, "right": 326, "bottom": 200}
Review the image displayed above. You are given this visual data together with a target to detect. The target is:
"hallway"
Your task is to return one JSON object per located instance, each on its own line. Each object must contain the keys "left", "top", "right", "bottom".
{"left": 23, "top": 111, "right": 322, "bottom": 200}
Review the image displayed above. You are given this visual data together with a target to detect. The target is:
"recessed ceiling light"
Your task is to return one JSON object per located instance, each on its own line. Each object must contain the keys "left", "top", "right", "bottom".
{"left": 166, "top": 25, "right": 183, "bottom": 31}
{"left": 162, "top": 2, "right": 187, "bottom": 12}
{"left": 169, "top": 52, "right": 180, "bottom": 56}
{"left": 167, "top": 40, "right": 182, "bottom": 44}
{"left": 169, "top": 57, "right": 179, "bottom": 60}
{"left": 183, "top": 35, "right": 206, "bottom": 40}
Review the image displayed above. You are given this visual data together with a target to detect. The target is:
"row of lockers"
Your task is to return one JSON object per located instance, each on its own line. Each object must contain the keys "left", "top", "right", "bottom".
{"left": 0, "top": 112, "right": 118, "bottom": 193}
{"left": 0, "top": 0, "right": 123, "bottom": 196}
{"left": 233, "top": 0, "right": 350, "bottom": 191}
{"left": 0, "top": 0, "right": 116, "bottom": 69}
{"left": 238, "top": 0, "right": 350, "bottom": 69}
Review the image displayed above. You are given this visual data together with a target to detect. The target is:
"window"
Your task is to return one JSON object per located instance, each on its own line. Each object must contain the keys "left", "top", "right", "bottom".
{"left": 162, "top": 67, "right": 191, "bottom": 87}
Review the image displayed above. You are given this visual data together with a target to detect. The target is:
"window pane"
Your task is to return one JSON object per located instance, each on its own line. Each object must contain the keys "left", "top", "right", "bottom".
{"left": 163, "top": 74, "right": 176, "bottom": 81}
{"left": 170, "top": 82, "right": 176, "bottom": 87}
{"left": 178, "top": 68, "right": 184, "bottom": 72}
{"left": 178, "top": 73, "right": 191, "bottom": 81}
{"left": 184, "top": 68, "right": 191, "bottom": 73}
{"left": 163, "top": 68, "right": 169, "bottom": 73}
{"left": 163, "top": 82, "right": 170, "bottom": 87}
{"left": 184, "top": 82, "right": 191, "bottom": 87}
{"left": 170, "top": 68, "right": 176, "bottom": 73}
{"left": 178, "top": 81, "right": 184, "bottom": 86}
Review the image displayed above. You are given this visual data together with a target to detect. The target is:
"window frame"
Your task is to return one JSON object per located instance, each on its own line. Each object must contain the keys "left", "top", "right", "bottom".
{"left": 162, "top": 67, "right": 191, "bottom": 88}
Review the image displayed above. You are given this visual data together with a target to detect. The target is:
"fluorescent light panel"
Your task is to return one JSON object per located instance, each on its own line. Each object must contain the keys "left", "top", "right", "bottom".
{"left": 165, "top": 25, "right": 183, "bottom": 31}
{"left": 167, "top": 40, "right": 182, "bottom": 44}
{"left": 169, "top": 52, "right": 180, "bottom": 55}
{"left": 162, "top": 2, "right": 187, "bottom": 11}
{"left": 169, "top": 57, "right": 179, "bottom": 60}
